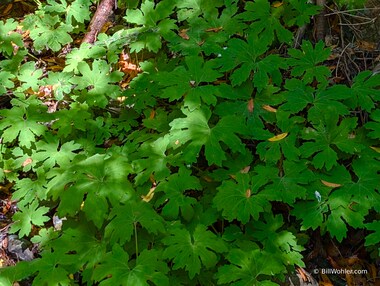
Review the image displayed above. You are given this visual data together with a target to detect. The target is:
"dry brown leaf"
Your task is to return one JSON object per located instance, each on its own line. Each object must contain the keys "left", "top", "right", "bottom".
{"left": 370, "top": 146, "right": 380, "bottom": 153}
{"left": 346, "top": 255, "right": 361, "bottom": 266}
{"left": 229, "top": 174, "right": 237, "bottom": 181}
{"left": 272, "top": 1, "right": 283, "bottom": 7}
{"left": 202, "top": 176, "right": 213, "bottom": 182}
{"left": 205, "top": 26, "right": 223, "bottom": 32}
{"left": 141, "top": 186, "right": 156, "bottom": 202}
{"left": 149, "top": 109, "right": 156, "bottom": 119}
{"left": 356, "top": 40, "right": 377, "bottom": 51}
{"left": 268, "top": 132, "right": 288, "bottom": 142}
{"left": 247, "top": 98, "right": 254, "bottom": 113}
{"left": 179, "top": 29, "right": 190, "bottom": 40}
{"left": 22, "top": 158, "right": 33, "bottom": 167}
{"left": 245, "top": 189, "right": 251, "bottom": 198}
{"left": 262, "top": 105, "right": 277, "bottom": 112}
{"left": 240, "top": 166, "right": 251, "bottom": 173}
{"left": 320, "top": 180, "right": 342, "bottom": 188}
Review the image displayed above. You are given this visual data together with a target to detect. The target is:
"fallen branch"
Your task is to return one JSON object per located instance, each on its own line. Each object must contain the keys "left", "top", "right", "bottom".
{"left": 315, "top": 0, "right": 326, "bottom": 41}
{"left": 82, "top": 0, "right": 115, "bottom": 44}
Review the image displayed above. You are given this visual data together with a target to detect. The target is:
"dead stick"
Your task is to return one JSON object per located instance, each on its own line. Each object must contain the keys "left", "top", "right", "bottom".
{"left": 82, "top": 0, "right": 115, "bottom": 44}
{"left": 315, "top": 0, "right": 326, "bottom": 41}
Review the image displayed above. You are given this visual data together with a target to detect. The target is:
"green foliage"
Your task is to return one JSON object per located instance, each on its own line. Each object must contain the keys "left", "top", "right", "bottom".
{"left": 10, "top": 201, "right": 50, "bottom": 237}
{"left": 168, "top": 107, "right": 247, "bottom": 165}
{"left": 93, "top": 246, "right": 169, "bottom": 286}
{"left": 240, "top": 0, "right": 293, "bottom": 44}
{"left": 287, "top": 41, "right": 331, "bottom": 88}
{"left": 300, "top": 117, "right": 361, "bottom": 170}
{"left": 0, "top": 0, "right": 379, "bottom": 285}
{"left": 216, "top": 248, "right": 283, "bottom": 285}
{"left": 0, "top": 96, "right": 49, "bottom": 148}
{"left": 217, "top": 31, "right": 287, "bottom": 88}
{"left": 124, "top": 0, "right": 177, "bottom": 52}
{"left": 0, "top": 19, "right": 23, "bottom": 56}
{"left": 162, "top": 224, "right": 227, "bottom": 279}
{"left": 26, "top": 12, "right": 73, "bottom": 52}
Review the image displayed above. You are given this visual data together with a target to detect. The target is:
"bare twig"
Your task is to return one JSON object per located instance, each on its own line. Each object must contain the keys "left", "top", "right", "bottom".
{"left": 325, "top": 7, "right": 380, "bottom": 16}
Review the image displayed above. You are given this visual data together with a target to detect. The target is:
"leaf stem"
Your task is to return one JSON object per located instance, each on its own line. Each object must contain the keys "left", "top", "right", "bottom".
{"left": 134, "top": 221, "right": 138, "bottom": 257}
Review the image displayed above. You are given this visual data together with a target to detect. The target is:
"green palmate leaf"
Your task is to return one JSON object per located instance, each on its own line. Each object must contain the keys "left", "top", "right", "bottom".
{"left": 217, "top": 31, "right": 287, "bottom": 88}
{"left": 156, "top": 56, "right": 222, "bottom": 110}
{"left": 210, "top": 150, "right": 253, "bottom": 181}
{"left": 155, "top": 168, "right": 202, "bottom": 220}
{"left": 263, "top": 160, "right": 314, "bottom": 204}
{"left": 213, "top": 172, "right": 272, "bottom": 223}
{"left": 300, "top": 117, "right": 362, "bottom": 170}
{"left": 176, "top": 0, "right": 223, "bottom": 21}
{"left": 347, "top": 71, "right": 380, "bottom": 111}
{"left": 329, "top": 158, "right": 380, "bottom": 212}
{"left": 240, "top": 0, "right": 293, "bottom": 44}
{"left": 0, "top": 19, "right": 23, "bottom": 56}
{"left": 32, "top": 134, "right": 81, "bottom": 169}
{"left": 44, "top": 0, "right": 91, "bottom": 25}
{"left": 297, "top": 161, "right": 370, "bottom": 242}
{"left": 66, "top": 0, "right": 91, "bottom": 25}
{"left": 43, "top": 71, "right": 73, "bottom": 100}
{"left": 10, "top": 200, "right": 50, "bottom": 237}
{"left": 325, "top": 196, "right": 367, "bottom": 242}
{"left": 48, "top": 154, "right": 133, "bottom": 227}
{"left": 10, "top": 147, "right": 32, "bottom": 173}
{"left": 44, "top": 0, "right": 67, "bottom": 14}
{"left": 288, "top": 41, "right": 331, "bottom": 87}
{"left": 256, "top": 112, "right": 303, "bottom": 162}
{"left": 93, "top": 246, "right": 169, "bottom": 286}
{"left": 12, "top": 169, "right": 48, "bottom": 207}
{"left": 366, "top": 109, "right": 380, "bottom": 139}
{"left": 292, "top": 200, "right": 328, "bottom": 231}
{"left": 0, "top": 47, "right": 27, "bottom": 73}
{"left": 29, "top": 13, "right": 73, "bottom": 52}
{"left": 168, "top": 107, "right": 247, "bottom": 165}
{"left": 46, "top": 220, "right": 107, "bottom": 272}
{"left": 17, "top": 62, "right": 43, "bottom": 91}
{"left": 51, "top": 102, "right": 92, "bottom": 137}
{"left": 0, "top": 71, "right": 15, "bottom": 93}
{"left": 29, "top": 252, "right": 72, "bottom": 286}
{"left": 123, "top": 60, "right": 161, "bottom": 112}
{"left": 125, "top": 0, "right": 177, "bottom": 52}
{"left": 291, "top": 165, "right": 348, "bottom": 231}
{"left": 69, "top": 59, "right": 123, "bottom": 107}
{"left": 284, "top": 0, "right": 321, "bottom": 26}
{"left": 168, "top": 1, "right": 244, "bottom": 56}
{"left": 31, "top": 227, "right": 59, "bottom": 249}
{"left": 307, "top": 85, "right": 351, "bottom": 123}
{"left": 132, "top": 136, "right": 173, "bottom": 185}
{"left": 216, "top": 248, "right": 283, "bottom": 286}
{"left": 279, "top": 79, "right": 315, "bottom": 114}
{"left": 63, "top": 43, "right": 106, "bottom": 73}
{"left": 0, "top": 95, "right": 49, "bottom": 148}
{"left": 105, "top": 199, "right": 166, "bottom": 245}
{"left": 365, "top": 221, "right": 380, "bottom": 248}
{"left": 0, "top": 260, "right": 36, "bottom": 286}
{"left": 162, "top": 224, "right": 227, "bottom": 279}
{"left": 248, "top": 213, "right": 305, "bottom": 267}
